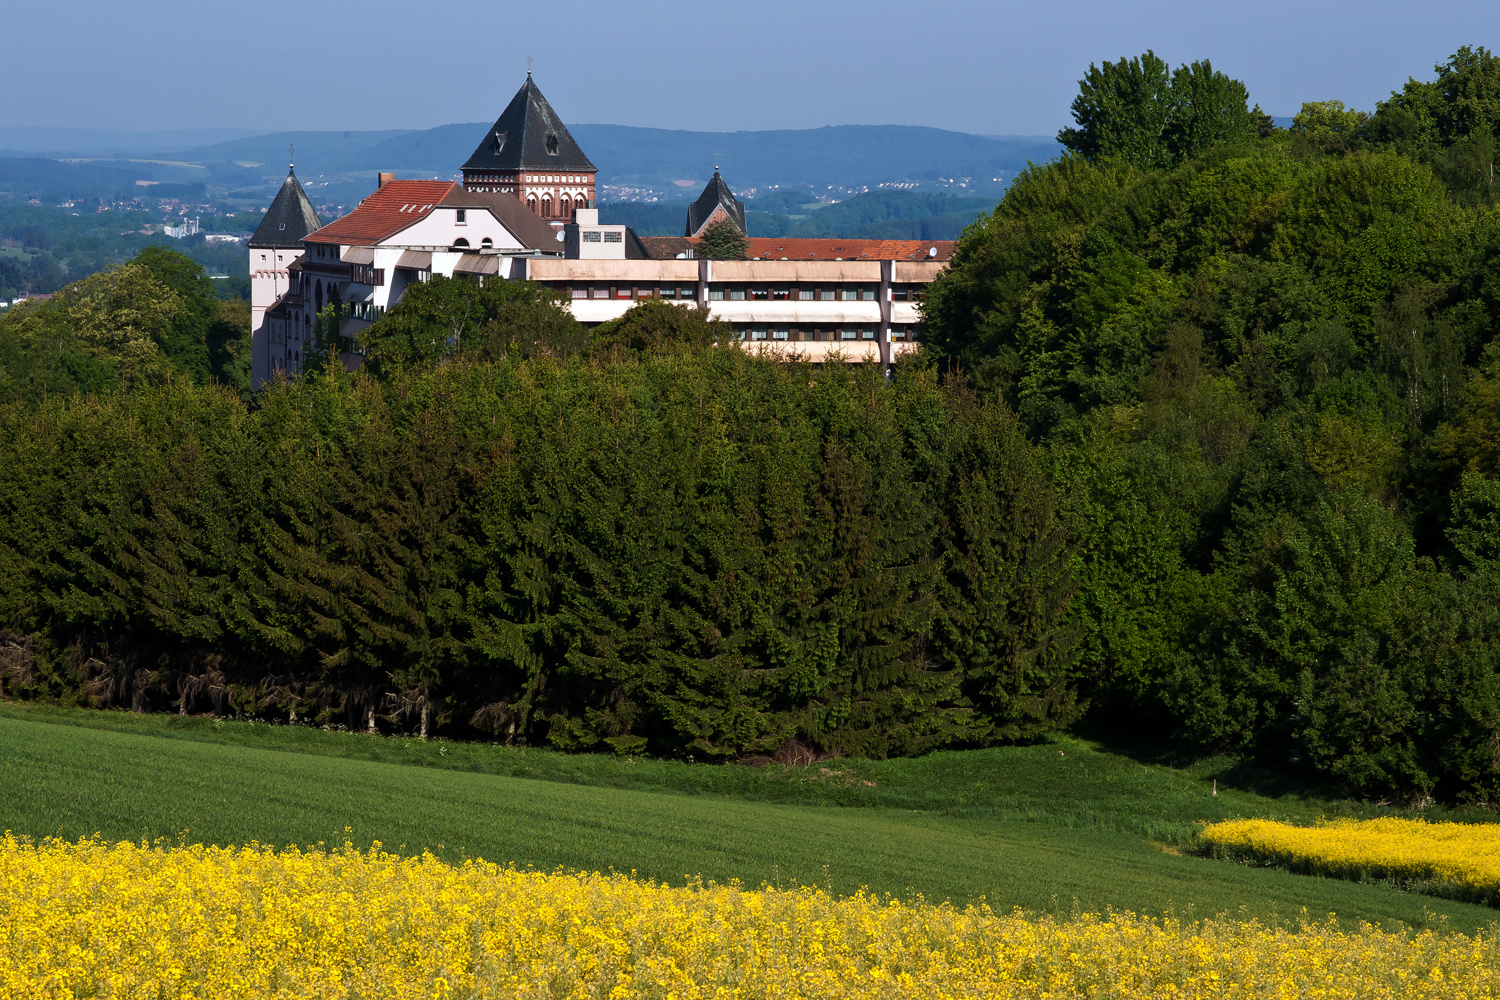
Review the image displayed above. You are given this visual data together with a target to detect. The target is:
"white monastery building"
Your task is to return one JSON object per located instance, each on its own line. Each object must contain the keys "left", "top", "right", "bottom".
{"left": 249, "top": 75, "right": 954, "bottom": 389}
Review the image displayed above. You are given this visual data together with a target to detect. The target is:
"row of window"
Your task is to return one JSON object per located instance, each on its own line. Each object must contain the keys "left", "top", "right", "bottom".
{"left": 713, "top": 287, "right": 879, "bottom": 302}
{"left": 559, "top": 285, "right": 927, "bottom": 302}
{"left": 736, "top": 326, "right": 917, "bottom": 342}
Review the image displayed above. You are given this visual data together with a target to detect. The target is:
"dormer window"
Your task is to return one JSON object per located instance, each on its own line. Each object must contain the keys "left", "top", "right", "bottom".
{"left": 546, "top": 133, "right": 558, "bottom": 155}
{"left": 493, "top": 131, "right": 506, "bottom": 154}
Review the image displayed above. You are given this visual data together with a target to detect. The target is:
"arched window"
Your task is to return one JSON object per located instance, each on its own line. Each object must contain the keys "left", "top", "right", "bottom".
{"left": 315, "top": 281, "right": 323, "bottom": 313}
{"left": 541, "top": 196, "right": 552, "bottom": 217}
{"left": 481, "top": 237, "right": 493, "bottom": 249}
{"left": 560, "top": 194, "right": 571, "bottom": 217}
{"left": 527, "top": 195, "right": 538, "bottom": 214}
{"left": 453, "top": 237, "right": 470, "bottom": 249}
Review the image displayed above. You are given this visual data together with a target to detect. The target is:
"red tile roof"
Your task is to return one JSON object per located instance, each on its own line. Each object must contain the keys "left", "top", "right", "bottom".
{"left": 634, "top": 235, "right": 956, "bottom": 262}
{"left": 302, "top": 180, "right": 456, "bottom": 246}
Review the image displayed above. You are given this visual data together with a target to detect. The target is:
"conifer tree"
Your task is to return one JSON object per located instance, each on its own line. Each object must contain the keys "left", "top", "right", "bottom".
{"left": 695, "top": 217, "right": 750, "bottom": 260}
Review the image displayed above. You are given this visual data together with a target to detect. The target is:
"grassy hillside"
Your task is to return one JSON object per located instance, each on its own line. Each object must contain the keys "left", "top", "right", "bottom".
{"left": 2, "top": 703, "right": 1495, "bottom": 934}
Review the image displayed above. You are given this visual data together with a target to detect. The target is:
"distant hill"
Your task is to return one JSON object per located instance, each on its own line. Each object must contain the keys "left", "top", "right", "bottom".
{"left": 0, "top": 123, "right": 1059, "bottom": 215}
{"left": 570, "top": 124, "right": 1055, "bottom": 196}
{"left": 175, "top": 129, "right": 419, "bottom": 175}
{"left": 0, "top": 127, "right": 272, "bottom": 157}
{"left": 176, "top": 123, "right": 1058, "bottom": 200}
{"left": 606, "top": 190, "right": 996, "bottom": 241}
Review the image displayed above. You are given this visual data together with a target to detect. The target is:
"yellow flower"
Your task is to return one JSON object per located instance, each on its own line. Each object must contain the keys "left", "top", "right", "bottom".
{"left": 0, "top": 833, "right": 1496, "bottom": 999}
{"left": 1202, "top": 816, "right": 1500, "bottom": 905}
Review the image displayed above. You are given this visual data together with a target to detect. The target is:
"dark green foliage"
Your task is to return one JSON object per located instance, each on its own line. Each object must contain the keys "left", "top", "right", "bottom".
{"left": 1368, "top": 46, "right": 1500, "bottom": 151}
{"left": 1058, "top": 52, "right": 1255, "bottom": 169}
{"left": 695, "top": 217, "right": 749, "bottom": 260}
{"left": 132, "top": 246, "right": 216, "bottom": 385}
{"left": 0, "top": 247, "right": 242, "bottom": 402}
{"left": 587, "top": 300, "right": 735, "bottom": 356}
{"left": 923, "top": 49, "right": 1500, "bottom": 804}
{"left": 356, "top": 276, "right": 584, "bottom": 376}
{"left": 0, "top": 341, "right": 1078, "bottom": 759}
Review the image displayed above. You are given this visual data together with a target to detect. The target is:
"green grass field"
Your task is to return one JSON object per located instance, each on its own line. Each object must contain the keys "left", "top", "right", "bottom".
{"left": 2, "top": 701, "right": 1496, "bottom": 934}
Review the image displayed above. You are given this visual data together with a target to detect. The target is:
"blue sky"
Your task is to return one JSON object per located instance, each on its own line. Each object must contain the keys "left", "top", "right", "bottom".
{"left": 9, "top": 0, "right": 1496, "bottom": 136}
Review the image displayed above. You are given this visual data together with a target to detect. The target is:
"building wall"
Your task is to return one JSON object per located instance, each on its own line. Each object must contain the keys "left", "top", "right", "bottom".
{"left": 391, "top": 208, "right": 533, "bottom": 251}
{"left": 688, "top": 204, "right": 730, "bottom": 237}
{"left": 463, "top": 168, "right": 597, "bottom": 221}
{"left": 249, "top": 243, "right": 305, "bottom": 390}
{"left": 524, "top": 257, "right": 939, "bottom": 363}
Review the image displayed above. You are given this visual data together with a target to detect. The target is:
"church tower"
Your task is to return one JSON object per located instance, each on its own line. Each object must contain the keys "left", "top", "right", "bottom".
{"left": 461, "top": 74, "right": 597, "bottom": 223}
{"left": 249, "top": 159, "right": 321, "bottom": 389}
{"left": 685, "top": 169, "right": 746, "bottom": 237}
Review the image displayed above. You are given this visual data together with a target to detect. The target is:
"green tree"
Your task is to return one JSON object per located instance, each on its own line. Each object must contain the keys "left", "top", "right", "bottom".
{"left": 588, "top": 300, "right": 737, "bottom": 357}
{"left": 1368, "top": 45, "right": 1500, "bottom": 150}
{"left": 51, "top": 262, "right": 182, "bottom": 388}
{"left": 695, "top": 217, "right": 749, "bottom": 260}
{"left": 357, "top": 276, "right": 580, "bottom": 376}
{"left": 1292, "top": 100, "right": 1368, "bottom": 136}
{"left": 133, "top": 246, "right": 217, "bottom": 385}
{"left": 1058, "top": 52, "right": 1255, "bottom": 169}
{"left": 207, "top": 298, "right": 252, "bottom": 397}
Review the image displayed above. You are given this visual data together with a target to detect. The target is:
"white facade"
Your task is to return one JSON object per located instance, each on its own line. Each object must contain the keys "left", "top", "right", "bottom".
{"left": 522, "top": 257, "right": 939, "bottom": 364}
{"left": 261, "top": 180, "right": 564, "bottom": 378}
{"left": 250, "top": 245, "right": 306, "bottom": 387}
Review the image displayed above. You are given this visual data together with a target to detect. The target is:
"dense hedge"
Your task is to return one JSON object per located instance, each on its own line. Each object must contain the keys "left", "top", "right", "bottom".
{"left": 0, "top": 351, "right": 1079, "bottom": 758}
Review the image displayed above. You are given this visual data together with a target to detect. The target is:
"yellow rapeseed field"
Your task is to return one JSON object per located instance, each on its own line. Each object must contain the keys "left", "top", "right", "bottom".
{"left": 1202, "top": 816, "right": 1500, "bottom": 907}
{"left": 1, "top": 833, "right": 1497, "bottom": 1000}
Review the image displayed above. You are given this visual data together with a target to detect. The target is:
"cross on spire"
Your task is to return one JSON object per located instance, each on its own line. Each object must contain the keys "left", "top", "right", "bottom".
{"left": 289, "top": 143, "right": 295, "bottom": 170}
{"left": 527, "top": 55, "right": 533, "bottom": 76}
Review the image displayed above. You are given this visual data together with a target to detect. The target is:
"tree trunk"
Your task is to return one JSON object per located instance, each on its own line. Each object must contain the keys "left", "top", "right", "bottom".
{"left": 365, "top": 707, "right": 377, "bottom": 734}
{"left": 420, "top": 702, "right": 431, "bottom": 740}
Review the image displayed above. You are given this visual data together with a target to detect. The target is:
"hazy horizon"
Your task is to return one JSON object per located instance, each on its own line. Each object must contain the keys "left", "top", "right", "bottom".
{"left": 5, "top": 0, "right": 1493, "bottom": 138}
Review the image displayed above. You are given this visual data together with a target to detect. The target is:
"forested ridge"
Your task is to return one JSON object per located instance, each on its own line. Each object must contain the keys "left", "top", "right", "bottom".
{"left": 4, "top": 47, "right": 1500, "bottom": 805}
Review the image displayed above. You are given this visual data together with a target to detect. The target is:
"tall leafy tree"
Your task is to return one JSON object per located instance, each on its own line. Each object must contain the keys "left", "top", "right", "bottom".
{"left": 357, "top": 276, "right": 580, "bottom": 376}
{"left": 133, "top": 246, "right": 217, "bottom": 385}
{"left": 1369, "top": 45, "right": 1500, "bottom": 150}
{"left": 1058, "top": 51, "right": 1254, "bottom": 169}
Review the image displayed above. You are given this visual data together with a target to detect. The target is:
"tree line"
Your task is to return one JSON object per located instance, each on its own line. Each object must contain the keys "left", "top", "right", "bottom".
{"left": 0, "top": 333, "right": 1078, "bottom": 758}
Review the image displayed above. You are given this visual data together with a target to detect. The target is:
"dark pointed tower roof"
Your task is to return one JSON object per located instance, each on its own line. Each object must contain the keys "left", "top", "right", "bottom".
{"left": 463, "top": 75, "right": 596, "bottom": 172}
{"left": 249, "top": 166, "right": 322, "bottom": 248}
{"left": 685, "top": 169, "right": 746, "bottom": 237}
